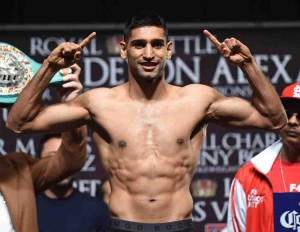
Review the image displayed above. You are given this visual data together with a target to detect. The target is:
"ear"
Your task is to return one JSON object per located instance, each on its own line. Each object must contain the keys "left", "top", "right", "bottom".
{"left": 120, "top": 41, "right": 127, "bottom": 59}
{"left": 166, "top": 41, "right": 173, "bottom": 60}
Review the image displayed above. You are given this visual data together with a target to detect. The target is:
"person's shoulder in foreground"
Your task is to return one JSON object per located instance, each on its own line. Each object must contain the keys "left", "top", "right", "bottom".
{"left": 0, "top": 64, "right": 87, "bottom": 232}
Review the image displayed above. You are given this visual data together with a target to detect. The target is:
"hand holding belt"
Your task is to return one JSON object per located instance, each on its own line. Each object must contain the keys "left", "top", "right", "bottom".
{"left": 0, "top": 42, "right": 64, "bottom": 105}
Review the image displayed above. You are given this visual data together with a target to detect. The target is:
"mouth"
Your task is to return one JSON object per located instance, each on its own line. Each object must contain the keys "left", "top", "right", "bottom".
{"left": 285, "top": 130, "right": 300, "bottom": 137}
{"left": 140, "top": 61, "right": 158, "bottom": 71}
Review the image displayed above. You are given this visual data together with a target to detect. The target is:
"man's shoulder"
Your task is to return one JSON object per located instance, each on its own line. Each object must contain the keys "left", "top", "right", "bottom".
{"left": 84, "top": 85, "right": 125, "bottom": 99}
{"left": 0, "top": 152, "right": 36, "bottom": 177}
{"left": 2, "top": 152, "right": 33, "bottom": 164}
{"left": 176, "top": 84, "right": 216, "bottom": 96}
{"left": 235, "top": 162, "right": 256, "bottom": 179}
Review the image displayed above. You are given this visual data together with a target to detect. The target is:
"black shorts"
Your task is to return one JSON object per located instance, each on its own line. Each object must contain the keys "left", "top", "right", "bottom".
{"left": 106, "top": 218, "right": 194, "bottom": 232}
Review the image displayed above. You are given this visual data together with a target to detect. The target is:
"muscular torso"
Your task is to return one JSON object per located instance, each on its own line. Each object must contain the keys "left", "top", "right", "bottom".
{"left": 88, "top": 83, "right": 211, "bottom": 222}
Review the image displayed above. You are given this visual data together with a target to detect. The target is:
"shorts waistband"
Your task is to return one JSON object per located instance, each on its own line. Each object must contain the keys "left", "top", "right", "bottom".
{"left": 109, "top": 218, "right": 193, "bottom": 232}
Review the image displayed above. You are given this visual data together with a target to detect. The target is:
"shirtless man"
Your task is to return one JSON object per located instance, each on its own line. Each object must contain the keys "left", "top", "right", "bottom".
{"left": 6, "top": 10, "right": 287, "bottom": 232}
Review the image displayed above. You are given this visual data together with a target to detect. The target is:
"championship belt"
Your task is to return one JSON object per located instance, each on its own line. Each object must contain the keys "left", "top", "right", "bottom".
{"left": 0, "top": 42, "right": 64, "bottom": 105}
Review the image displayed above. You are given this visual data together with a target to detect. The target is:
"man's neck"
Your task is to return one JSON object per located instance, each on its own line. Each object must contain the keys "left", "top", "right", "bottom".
{"left": 281, "top": 145, "right": 300, "bottom": 163}
{"left": 128, "top": 76, "right": 169, "bottom": 100}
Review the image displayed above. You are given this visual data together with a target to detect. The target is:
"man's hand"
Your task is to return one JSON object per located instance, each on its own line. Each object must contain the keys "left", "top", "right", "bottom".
{"left": 47, "top": 32, "right": 96, "bottom": 70}
{"left": 203, "top": 29, "right": 253, "bottom": 65}
{"left": 59, "top": 64, "right": 83, "bottom": 102}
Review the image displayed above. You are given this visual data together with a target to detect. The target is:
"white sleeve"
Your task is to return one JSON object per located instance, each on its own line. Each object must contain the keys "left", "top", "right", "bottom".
{"left": 226, "top": 178, "right": 247, "bottom": 232}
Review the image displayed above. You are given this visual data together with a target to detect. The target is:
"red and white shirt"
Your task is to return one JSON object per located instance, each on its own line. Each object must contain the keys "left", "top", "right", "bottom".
{"left": 226, "top": 140, "right": 300, "bottom": 232}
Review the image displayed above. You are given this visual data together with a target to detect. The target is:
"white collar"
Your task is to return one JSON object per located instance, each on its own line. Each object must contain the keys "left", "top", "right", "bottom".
{"left": 251, "top": 140, "right": 282, "bottom": 174}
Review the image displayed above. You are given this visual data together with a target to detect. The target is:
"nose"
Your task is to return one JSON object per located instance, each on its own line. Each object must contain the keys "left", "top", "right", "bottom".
{"left": 288, "top": 113, "right": 299, "bottom": 125}
{"left": 143, "top": 44, "right": 154, "bottom": 60}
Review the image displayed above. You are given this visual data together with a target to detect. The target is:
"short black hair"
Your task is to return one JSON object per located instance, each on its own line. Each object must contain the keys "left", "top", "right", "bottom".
{"left": 36, "top": 133, "right": 62, "bottom": 158}
{"left": 123, "top": 10, "right": 168, "bottom": 43}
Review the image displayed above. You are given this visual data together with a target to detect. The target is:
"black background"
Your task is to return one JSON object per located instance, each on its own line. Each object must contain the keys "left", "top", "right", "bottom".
{"left": 3, "top": 0, "right": 300, "bottom": 24}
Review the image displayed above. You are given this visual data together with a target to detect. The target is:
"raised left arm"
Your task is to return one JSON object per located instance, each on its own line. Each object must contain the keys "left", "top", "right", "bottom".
{"left": 204, "top": 29, "right": 287, "bottom": 129}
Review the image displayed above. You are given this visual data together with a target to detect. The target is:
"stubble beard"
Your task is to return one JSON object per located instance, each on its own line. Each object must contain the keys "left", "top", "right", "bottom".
{"left": 135, "top": 65, "right": 164, "bottom": 83}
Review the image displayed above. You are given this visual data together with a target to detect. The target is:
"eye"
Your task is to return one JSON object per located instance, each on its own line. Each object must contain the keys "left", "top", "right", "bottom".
{"left": 152, "top": 40, "right": 164, "bottom": 49}
{"left": 285, "top": 110, "right": 300, "bottom": 121}
{"left": 285, "top": 110, "right": 293, "bottom": 119}
{"left": 132, "top": 41, "right": 145, "bottom": 49}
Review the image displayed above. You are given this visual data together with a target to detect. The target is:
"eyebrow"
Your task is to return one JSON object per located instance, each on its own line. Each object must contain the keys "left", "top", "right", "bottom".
{"left": 131, "top": 38, "right": 165, "bottom": 43}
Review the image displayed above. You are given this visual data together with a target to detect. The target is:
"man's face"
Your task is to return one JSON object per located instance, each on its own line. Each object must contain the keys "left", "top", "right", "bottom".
{"left": 280, "top": 104, "right": 300, "bottom": 145}
{"left": 120, "top": 26, "right": 173, "bottom": 82}
{"left": 41, "top": 137, "right": 62, "bottom": 159}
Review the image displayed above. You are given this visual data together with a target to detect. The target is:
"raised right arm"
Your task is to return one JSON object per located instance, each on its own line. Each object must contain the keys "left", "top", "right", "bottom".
{"left": 6, "top": 32, "right": 96, "bottom": 134}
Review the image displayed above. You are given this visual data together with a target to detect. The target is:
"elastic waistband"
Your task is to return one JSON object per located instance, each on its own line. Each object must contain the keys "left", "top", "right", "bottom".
{"left": 109, "top": 218, "right": 193, "bottom": 232}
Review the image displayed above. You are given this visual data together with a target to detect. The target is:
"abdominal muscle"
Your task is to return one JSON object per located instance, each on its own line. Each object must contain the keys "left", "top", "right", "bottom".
{"left": 107, "top": 148, "right": 195, "bottom": 223}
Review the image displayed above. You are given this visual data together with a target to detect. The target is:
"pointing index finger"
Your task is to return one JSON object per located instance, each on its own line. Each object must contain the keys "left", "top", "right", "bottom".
{"left": 79, "top": 32, "right": 97, "bottom": 49}
{"left": 203, "top": 29, "right": 221, "bottom": 49}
